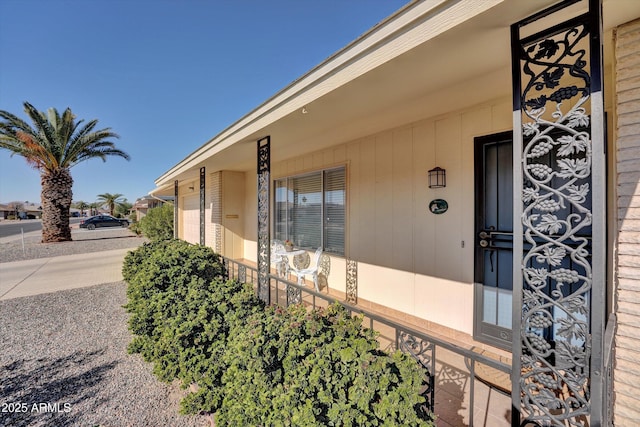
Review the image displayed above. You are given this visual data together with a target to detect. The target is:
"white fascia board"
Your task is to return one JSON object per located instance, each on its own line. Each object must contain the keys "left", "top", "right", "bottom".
{"left": 155, "top": 0, "right": 504, "bottom": 186}
{"left": 148, "top": 182, "right": 174, "bottom": 197}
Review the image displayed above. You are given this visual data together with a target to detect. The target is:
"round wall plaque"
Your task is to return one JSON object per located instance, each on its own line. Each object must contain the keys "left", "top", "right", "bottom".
{"left": 429, "top": 199, "right": 448, "bottom": 214}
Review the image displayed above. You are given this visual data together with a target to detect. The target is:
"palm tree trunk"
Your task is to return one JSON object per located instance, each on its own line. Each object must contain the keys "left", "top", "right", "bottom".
{"left": 41, "top": 168, "right": 73, "bottom": 242}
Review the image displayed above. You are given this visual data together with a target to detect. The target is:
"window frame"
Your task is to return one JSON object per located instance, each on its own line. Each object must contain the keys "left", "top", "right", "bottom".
{"left": 273, "top": 165, "right": 346, "bottom": 256}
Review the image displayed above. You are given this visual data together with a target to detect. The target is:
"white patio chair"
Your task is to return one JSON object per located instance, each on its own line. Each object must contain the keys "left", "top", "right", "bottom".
{"left": 270, "top": 240, "right": 289, "bottom": 277}
{"left": 290, "top": 247, "right": 323, "bottom": 291}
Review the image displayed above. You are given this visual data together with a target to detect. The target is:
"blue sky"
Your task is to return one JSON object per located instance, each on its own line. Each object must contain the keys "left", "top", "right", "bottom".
{"left": 0, "top": 0, "right": 407, "bottom": 206}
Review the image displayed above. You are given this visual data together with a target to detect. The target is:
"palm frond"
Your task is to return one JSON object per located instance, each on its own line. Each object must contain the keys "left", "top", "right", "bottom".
{"left": 23, "top": 103, "right": 60, "bottom": 166}
{"left": 73, "top": 147, "right": 131, "bottom": 165}
{"left": 0, "top": 102, "right": 130, "bottom": 173}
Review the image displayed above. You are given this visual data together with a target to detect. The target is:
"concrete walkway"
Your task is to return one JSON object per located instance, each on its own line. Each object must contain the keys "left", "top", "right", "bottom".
{"left": 0, "top": 248, "right": 130, "bottom": 300}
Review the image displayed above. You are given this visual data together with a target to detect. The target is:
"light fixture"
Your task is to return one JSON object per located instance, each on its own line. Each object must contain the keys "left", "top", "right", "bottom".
{"left": 188, "top": 185, "right": 195, "bottom": 192}
{"left": 428, "top": 167, "right": 446, "bottom": 188}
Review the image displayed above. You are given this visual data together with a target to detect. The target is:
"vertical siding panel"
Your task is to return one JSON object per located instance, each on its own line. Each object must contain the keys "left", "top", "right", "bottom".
{"left": 392, "top": 128, "right": 414, "bottom": 272}
{"left": 347, "top": 142, "right": 360, "bottom": 258}
{"left": 313, "top": 151, "right": 324, "bottom": 169}
{"left": 359, "top": 138, "right": 376, "bottom": 263}
{"left": 375, "top": 132, "right": 393, "bottom": 266}
{"left": 434, "top": 116, "right": 463, "bottom": 282}
{"left": 333, "top": 145, "right": 346, "bottom": 163}
{"left": 303, "top": 154, "right": 313, "bottom": 171}
{"left": 413, "top": 121, "right": 435, "bottom": 275}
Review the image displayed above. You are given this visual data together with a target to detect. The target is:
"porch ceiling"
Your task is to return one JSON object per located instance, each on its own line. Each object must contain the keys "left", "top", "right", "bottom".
{"left": 154, "top": 0, "right": 640, "bottom": 187}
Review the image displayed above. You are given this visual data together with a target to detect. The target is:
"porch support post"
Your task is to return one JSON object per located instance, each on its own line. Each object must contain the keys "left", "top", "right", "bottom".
{"left": 511, "top": 0, "right": 605, "bottom": 424}
{"left": 257, "top": 136, "right": 271, "bottom": 304}
{"left": 174, "top": 180, "right": 179, "bottom": 239}
{"left": 200, "top": 166, "right": 206, "bottom": 246}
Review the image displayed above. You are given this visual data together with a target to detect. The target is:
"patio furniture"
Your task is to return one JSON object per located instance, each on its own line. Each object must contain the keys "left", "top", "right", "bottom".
{"left": 270, "top": 240, "right": 290, "bottom": 278}
{"left": 290, "top": 247, "right": 323, "bottom": 291}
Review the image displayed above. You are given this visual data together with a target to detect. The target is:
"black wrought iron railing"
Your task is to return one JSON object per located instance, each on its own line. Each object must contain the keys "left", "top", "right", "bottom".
{"left": 222, "top": 256, "right": 513, "bottom": 425}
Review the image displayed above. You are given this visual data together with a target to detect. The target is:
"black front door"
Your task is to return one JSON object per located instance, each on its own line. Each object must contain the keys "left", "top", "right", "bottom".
{"left": 474, "top": 131, "right": 513, "bottom": 350}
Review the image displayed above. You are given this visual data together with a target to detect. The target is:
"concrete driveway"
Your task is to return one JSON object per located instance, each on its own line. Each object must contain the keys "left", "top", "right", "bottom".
{"left": 0, "top": 248, "right": 131, "bottom": 300}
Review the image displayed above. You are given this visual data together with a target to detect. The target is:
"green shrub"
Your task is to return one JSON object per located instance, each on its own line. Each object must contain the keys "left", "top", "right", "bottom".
{"left": 123, "top": 240, "right": 433, "bottom": 426}
{"left": 177, "top": 279, "right": 265, "bottom": 415}
{"left": 217, "top": 303, "right": 433, "bottom": 426}
{"left": 137, "top": 202, "right": 174, "bottom": 241}
{"left": 128, "top": 219, "right": 143, "bottom": 236}
{"left": 123, "top": 239, "right": 226, "bottom": 368}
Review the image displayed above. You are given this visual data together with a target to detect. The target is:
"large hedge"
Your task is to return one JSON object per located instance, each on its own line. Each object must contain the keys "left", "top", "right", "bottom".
{"left": 122, "top": 240, "right": 434, "bottom": 426}
{"left": 217, "top": 303, "right": 433, "bottom": 426}
{"left": 123, "top": 239, "right": 233, "bottom": 379}
{"left": 132, "top": 202, "right": 174, "bottom": 240}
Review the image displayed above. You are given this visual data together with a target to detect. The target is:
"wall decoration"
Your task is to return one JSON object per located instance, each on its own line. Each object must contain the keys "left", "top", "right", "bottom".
{"left": 429, "top": 199, "right": 448, "bottom": 214}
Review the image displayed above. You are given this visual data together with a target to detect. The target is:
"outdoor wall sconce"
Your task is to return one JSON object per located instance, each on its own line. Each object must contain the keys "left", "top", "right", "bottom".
{"left": 428, "top": 167, "right": 446, "bottom": 188}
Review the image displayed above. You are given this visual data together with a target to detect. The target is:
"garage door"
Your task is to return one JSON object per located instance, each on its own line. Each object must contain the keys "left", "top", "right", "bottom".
{"left": 182, "top": 195, "right": 199, "bottom": 244}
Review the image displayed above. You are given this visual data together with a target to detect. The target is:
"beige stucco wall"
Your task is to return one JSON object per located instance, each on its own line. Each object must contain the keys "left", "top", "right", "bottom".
{"left": 613, "top": 17, "right": 640, "bottom": 427}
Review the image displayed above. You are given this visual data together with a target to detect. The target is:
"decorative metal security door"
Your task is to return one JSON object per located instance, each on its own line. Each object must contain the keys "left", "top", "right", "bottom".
{"left": 474, "top": 131, "right": 514, "bottom": 351}
{"left": 511, "top": 0, "right": 606, "bottom": 425}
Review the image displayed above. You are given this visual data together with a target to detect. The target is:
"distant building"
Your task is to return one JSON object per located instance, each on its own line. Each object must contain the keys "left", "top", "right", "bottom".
{"left": 0, "top": 201, "right": 42, "bottom": 219}
{"left": 132, "top": 196, "right": 173, "bottom": 222}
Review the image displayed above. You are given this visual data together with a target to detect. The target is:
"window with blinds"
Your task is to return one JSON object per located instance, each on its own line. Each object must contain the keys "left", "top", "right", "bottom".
{"left": 274, "top": 167, "right": 345, "bottom": 256}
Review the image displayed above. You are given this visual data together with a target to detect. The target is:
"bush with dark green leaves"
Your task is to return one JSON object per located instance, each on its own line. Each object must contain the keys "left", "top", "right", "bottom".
{"left": 123, "top": 239, "right": 227, "bottom": 371}
{"left": 136, "top": 202, "right": 174, "bottom": 241}
{"left": 123, "top": 240, "right": 434, "bottom": 426}
{"left": 216, "top": 303, "right": 434, "bottom": 426}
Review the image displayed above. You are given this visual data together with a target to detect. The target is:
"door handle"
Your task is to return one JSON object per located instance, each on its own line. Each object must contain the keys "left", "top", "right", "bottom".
{"left": 479, "top": 231, "right": 490, "bottom": 239}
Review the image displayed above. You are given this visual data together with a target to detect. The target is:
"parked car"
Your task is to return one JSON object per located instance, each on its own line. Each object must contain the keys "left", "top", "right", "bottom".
{"left": 79, "top": 215, "right": 129, "bottom": 230}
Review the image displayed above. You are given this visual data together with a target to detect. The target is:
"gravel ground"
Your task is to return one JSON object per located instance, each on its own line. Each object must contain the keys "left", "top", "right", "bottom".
{"left": 0, "top": 228, "right": 210, "bottom": 426}
{"left": 0, "top": 228, "right": 145, "bottom": 263}
{"left": 0, "top": 282, "right": 210, "bottom": 427}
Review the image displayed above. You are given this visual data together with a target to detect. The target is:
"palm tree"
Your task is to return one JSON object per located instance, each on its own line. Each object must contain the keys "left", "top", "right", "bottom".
{"left": 88, "top": 202, "right": 101, "bottom": 217}
{"left": 115, "top": 200, "right": 133, "bottom": 218}
{"left": 73, "top": 200, "right": 89, "bottom": 217}
{"left": 97, "top": 193, "right": 126, "bottom": 216}
{"left": 0, "top": 102, "right": 129, "bottom": 242}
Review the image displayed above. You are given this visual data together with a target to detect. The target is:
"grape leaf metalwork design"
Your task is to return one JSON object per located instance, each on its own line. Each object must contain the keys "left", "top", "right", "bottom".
{"left": 257, "top": 138, "right": 271, "bottom": 304}
{"left": 286, "top": 283, "right": 302, "bottom": 306}
{"left": 346, "top": 259, "right": 357, "bottom": 304}
{"left": 223, "top": 258, "right": 230, "bottom": 281}
{"left": 398, "top": 331, "right": 435, "bottom": 414}
{"left": 211, "top": 172, "right": 222, "bottom": 254}
{"left": 238, "top": 264, "right": 246, "bottom": 284}
{"left": 517, "top": 17, "right": 594, "bottom": 426}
